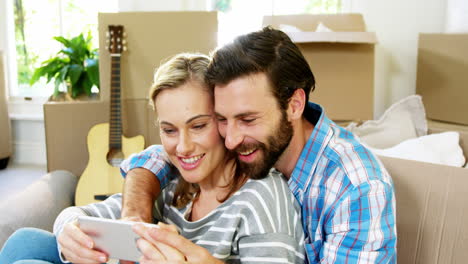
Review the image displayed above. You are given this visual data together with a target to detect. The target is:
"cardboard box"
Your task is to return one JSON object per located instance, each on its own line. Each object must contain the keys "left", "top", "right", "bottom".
{"left": 408, "top": 39, "right": 468, "bottom": 262}
{"left": 98, "top": 11, "right": 218, "bottom": 101}
{"left": 44, "top": 100, "right": 160, "bottom": 177}
{"left": 379, "top": 121, "right": 468, "bottom": 263}
{"left": 263, "top": 14, "right": 377, "bottom": 121}
{"left": 45, "top": 11, "right": 218, "bottom": 176}
{"left": 416, "top": 34, "right": 468, "bottom": 125}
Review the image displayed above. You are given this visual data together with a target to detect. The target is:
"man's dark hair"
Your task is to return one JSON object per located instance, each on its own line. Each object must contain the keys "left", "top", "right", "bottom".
{"left": 206, "top": 26, "right": 315, "bottom": 111}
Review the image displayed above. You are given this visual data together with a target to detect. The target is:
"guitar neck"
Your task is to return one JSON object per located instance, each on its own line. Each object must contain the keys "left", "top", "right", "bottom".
{"left": 109, "top": 55, "right": 122, "bottom": 151}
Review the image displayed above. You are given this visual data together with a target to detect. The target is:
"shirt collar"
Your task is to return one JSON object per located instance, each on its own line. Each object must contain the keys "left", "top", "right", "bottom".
{"left": 288, "top": 102, "right": 334, "bottom": 202}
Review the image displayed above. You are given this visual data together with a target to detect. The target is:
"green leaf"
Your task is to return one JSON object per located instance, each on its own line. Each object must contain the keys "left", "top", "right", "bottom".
{"left": 53, "top": 36, "right": 71, "bottom": 47}
{"left": 30, "top": 57, "right": 64, "bottom": 85}
{"left": 59, "top": 65, "right": 70, "bottom": 83}
{"left": 29, "top": 66, "right": 45, "bottom": 85}
{"left": 70, "top": 34, "right": 88, "bottom": 61}
{"left": 81, "top": 74, "right": 93, "bottom": 96}
{"left": 71, "top": 76, "right": 85, "bottom": 98}
{"left": 43, "top": 58, "right": 65, "bottom": 81}
{"left": 85, "top": 58, "right": 99, "bottom": 88}
{"left": 68, "top": 64, "right": 83, "bottom": 86}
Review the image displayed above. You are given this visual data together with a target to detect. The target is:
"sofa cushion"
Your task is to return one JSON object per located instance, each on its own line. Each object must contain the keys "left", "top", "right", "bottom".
{"left": 346, "top": 95, "right": 428, "bottom": 149}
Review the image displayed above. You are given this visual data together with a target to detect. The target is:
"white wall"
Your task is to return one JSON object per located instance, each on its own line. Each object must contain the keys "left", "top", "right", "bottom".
{"left": 446, "top": 0, "right": 468, "bottom": 32}
{"left": 0, "top": 0, "right": 14, "bottom": 93}
{"left": 0, "top": 1, "right": 6, "bottom": 52}
{"left": 350, "top": 0, "right": 447, "bottom": 117}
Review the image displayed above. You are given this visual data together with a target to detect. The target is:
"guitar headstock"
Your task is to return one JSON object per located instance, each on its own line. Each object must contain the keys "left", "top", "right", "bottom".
{"left": 106, "top": 25, "right": 126, "bottom": 54}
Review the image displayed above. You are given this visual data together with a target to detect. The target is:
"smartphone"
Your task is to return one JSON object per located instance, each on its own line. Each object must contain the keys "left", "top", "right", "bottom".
{"left": 77, "top": 215, "right": 159, "bottom": 262}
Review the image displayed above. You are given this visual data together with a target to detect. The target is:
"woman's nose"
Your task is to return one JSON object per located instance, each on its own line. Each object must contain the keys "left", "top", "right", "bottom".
{"left": 176, "top": 132, "right": 194, "bottom": 155}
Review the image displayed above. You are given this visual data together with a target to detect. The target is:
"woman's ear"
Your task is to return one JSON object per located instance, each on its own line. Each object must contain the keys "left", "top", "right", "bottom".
{"left": 287, "top": 89, "right": 306, "bottom": 121}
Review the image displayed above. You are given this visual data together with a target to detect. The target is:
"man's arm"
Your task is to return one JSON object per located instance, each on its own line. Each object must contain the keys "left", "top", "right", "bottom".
{"left": 121, "top": 168, "right": 160, "bottom": 223}
{"left": 120, "top": 145, "right": 176, "bottom": 222}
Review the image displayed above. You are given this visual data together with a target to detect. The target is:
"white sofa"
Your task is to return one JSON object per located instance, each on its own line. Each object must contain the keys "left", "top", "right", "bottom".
{"left": 0, "top": 51, "right": 12, "bottom": 169}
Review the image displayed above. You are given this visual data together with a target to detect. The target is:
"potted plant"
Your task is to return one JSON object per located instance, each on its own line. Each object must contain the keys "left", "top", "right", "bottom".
{"left": 29, "top": 32, "right": 99, "bottom": 100}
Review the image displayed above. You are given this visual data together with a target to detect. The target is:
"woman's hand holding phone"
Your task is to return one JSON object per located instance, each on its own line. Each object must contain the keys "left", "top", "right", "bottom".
{"left": 133, "top": 222, "right": 186, "bottom": 263}
{"left": 57, "top": 220, "right": 108, "bottom": 264}
{"left": 133, "top": 223, "right": 223, "bottom": 264}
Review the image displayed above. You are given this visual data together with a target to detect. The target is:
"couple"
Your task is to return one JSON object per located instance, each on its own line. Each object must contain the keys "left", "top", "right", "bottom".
{"left": 120, "top": 27, "right": 397, "bottom": 263}
{"left": 1, "top": 27, "right": 397, "bottom": 263}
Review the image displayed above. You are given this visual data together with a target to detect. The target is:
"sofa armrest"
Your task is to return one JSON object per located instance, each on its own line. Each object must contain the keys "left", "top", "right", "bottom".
{"left": 0, "top": 170, "right": 77, "bottom": 248}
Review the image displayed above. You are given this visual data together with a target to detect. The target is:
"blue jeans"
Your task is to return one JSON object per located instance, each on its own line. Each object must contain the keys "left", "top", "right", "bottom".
{"left": 0, "top": 228, "right": 65, "bottom": 264}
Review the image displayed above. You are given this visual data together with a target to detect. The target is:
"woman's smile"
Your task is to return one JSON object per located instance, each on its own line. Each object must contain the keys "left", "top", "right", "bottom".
{"left": 178, "top": 154, "right": 205, "bottom": 170}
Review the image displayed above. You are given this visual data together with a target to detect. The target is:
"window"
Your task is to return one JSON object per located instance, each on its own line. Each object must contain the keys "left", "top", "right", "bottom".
{"left": 10, "top": 0, "right": 118, "bottom": 98}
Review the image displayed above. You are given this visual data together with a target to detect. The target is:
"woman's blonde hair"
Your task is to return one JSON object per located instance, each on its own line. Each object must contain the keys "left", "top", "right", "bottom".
{"left": 149, "top": 53, "right": 211, "bottom": 110}
{"left": 149, "top": 53, "right": 247, "bottom": 209}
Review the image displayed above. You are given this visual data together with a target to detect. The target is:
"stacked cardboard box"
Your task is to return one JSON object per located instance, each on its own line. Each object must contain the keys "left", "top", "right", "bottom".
{"left": 417, "top": 34, "right": 468, "bottom": 126}
{"left": 263, "top": 14, "right": 377, "bottom": 122}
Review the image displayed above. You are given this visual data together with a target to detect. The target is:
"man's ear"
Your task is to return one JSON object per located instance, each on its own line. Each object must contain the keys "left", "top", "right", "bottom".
{"left": 287, "top": 89, "right": 306, "bottom": 121}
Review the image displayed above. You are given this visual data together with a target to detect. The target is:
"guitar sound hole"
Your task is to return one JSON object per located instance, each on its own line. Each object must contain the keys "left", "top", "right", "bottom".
{"left": 107, "top": 148, "right": 125, "bottom": 167}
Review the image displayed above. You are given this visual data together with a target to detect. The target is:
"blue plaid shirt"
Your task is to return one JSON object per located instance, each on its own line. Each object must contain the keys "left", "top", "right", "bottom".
{"left": 121, "top": 102, "right": 397, "bottom": 263}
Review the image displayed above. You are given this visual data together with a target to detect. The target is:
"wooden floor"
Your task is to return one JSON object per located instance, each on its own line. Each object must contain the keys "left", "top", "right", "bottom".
{"left": 0, "top": 163, "right": 46, "bottom": 200}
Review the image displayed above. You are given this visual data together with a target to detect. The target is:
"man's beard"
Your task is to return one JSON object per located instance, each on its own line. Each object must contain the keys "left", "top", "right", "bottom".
{"left": 235, "top": 110, "right": 293, "bottom": 180}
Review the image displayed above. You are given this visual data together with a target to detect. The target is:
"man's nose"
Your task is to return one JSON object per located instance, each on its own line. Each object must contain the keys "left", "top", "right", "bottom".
{"left": 176, "top": 132, "right": 194, "bottom": 155}
{"left": 224, "top": 122, "right": 243, "bottom": 150}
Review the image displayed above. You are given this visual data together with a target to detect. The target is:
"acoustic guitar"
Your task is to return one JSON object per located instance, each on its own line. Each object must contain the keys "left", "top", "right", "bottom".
{"left": 75, "top": 25, "right": 145, "bottom": 206}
